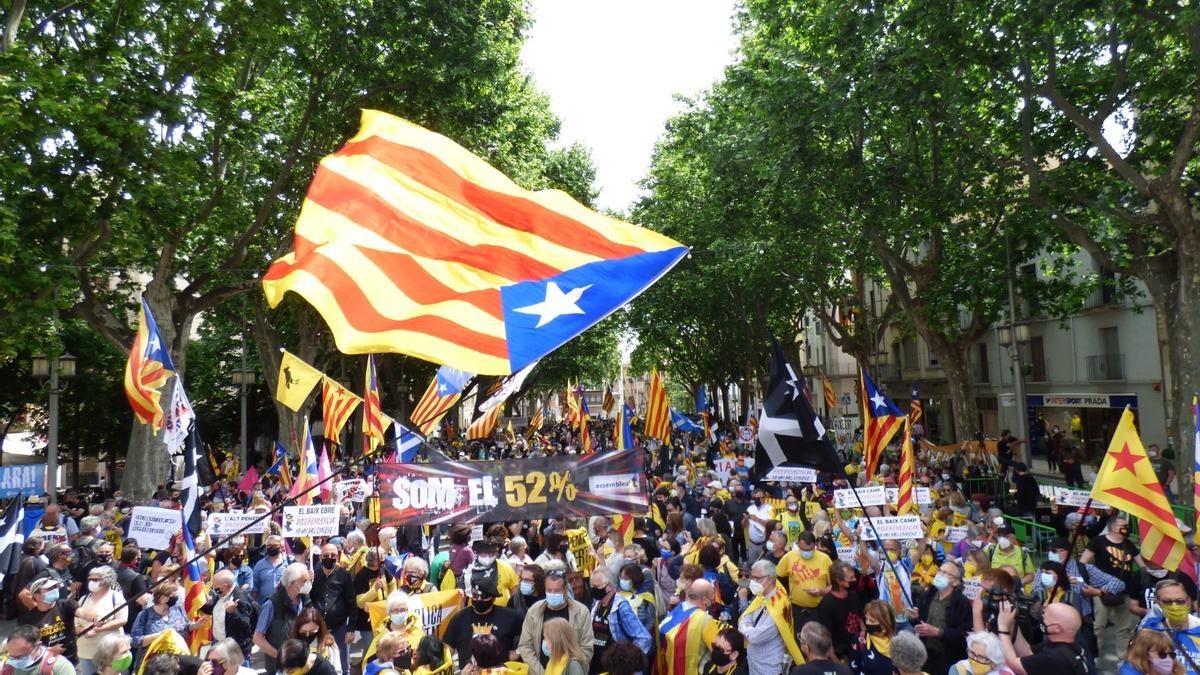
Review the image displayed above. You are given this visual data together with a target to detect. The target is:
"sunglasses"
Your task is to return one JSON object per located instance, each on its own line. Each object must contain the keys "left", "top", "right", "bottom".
{"left": 1154, "top": 649, "right": 1179, "bottom": 660}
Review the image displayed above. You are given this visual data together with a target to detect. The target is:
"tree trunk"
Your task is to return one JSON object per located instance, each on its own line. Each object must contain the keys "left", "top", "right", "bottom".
{"left": 926, "top": 341, "right": 978, "bottom": 444}
{"left": 1162, "top": 251, "right": 1200, "bottom": 497}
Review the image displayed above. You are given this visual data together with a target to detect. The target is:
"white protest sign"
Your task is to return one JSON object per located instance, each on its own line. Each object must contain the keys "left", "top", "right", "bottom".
{"left": 334, "top": 479, "right": 372, "bottom": 503}
{"left": 470, "top": 524, "right": 484, "bottom": 543}
{"left": 836, "top": 545, "right": 857, "bottom": 564}
{"left": 207, "top": 511, "right": 268, "bottom": 537}
{"left": 962, "top": 577, "right": 982, "bottom": 600}
{"left": 737, "top": 426, "right": 754, "bottom": 443}
{"left": 282, "top": 504, "right": 340, "bottom": 537}
{"left": 859, "top": 515, "right": 924, "bottom": 541}
{"left": 885, "top": 487, "right": 932, "bottom": 506}
{"left": 1054, "top": 488, "right": 1108, "bottom": 509}
{"left": 834, "top": 485, "right": 886, "bottom": 509}
{"left": 763, "top": 466, "right": 818, "bottom": 483}
{"left": 712, "top": 458, "right": 737, "bottom": 483}
{"left": 127, "top": 506, "right": 183, "bottom": 551}
{"left": 943, "top": 526, "right": 968, "bottom": 544}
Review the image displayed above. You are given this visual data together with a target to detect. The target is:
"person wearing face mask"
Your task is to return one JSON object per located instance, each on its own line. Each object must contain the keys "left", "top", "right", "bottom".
{"left": 1031, "top": 562, "right": 1082, "bottom": 616}
{"left": 1132, "top": 580, "right": 1200, "bottom": 672}
{"left": 277, "top": 638, "right": 338, "bottom": 675}
{"left": 654, "top": 578, "right": 719, "bottom": 675}
{"left": 93, "top": 633, "right": 134, "bottom": 675}
{"left": 312, "top": 544, "right": 356, "bottom": 675}
{"left": 948, "top": 631, "right": 1012, "bottom": 675}
{"left": 353, "top": 550, "right": 396, "bottom": 643}
{"left": 909, "top": 561, "right": 972, "bottom": 674}
{"left": 817, "top": 562, "right": 864, "bottom": 661}
{"left": 444, "top": 580, "right": 524, "bottom": 669}
{"left": 289, "top": 609, "right": 342, "bottom": 675}
{"left": 1132, "top": 562, "right": 1199, "bottom": 624}
{"left": 363, "top": 591, "right": 424, "bottom": 666}
{"left": 775, "top": 531, "right": 832, "bottom": 627}
{"left": 1079, "top": 516, "right": 1143, "bottom": 660}
{"left": 996, "top": 601, "right": 1089, "bottom": 675}
{"left": 777, "top": 496, "right": 806, "bottom": 549}
{"left": 18, "top": 578, "right": 79, "bottom": 664}
{"left": 987, "top": 527, "right": 1036, "bottom": 590}
{"left": 586, "top": 568, "right": 652, "bottom": 673}
{"left": 462, "top": 540, "right": 520, "bottom": 607}
{"left": 220, "top": 538, "right": 253, "bottom": 591}
{"left": 794, "top": 622, "right": 853, "bottom": 675}
{"left": 1121, "top": 629, "right": 1186, "bottom": 675}
{"left": 1, "top": 624, "right": 76, "bottom": 675}
{"left": 851, "top": 600, "right": 899, "bottom": 675}
{"left": 73, "top": 566, "right": 127, "bottom": 675}
{"left": 201, "top": 569, "right": 256, "bottom": 665}
{"left": 512, "top": 564, "right": 546, "bottom": 613}
{"left": 738, "top": 560, "right": 804, "bottom": 675}
{"left": 517, "top": 572, "right": 594, "bottom": 675}
{"left": 744, "top": 488, "right": 775, "bottom": 563}
{"left": 252, "top": 562, "right": 312, "bottom": 675}
{"left": 724, "top": 486, "right": 751, "bottom": 564}
{"left": 763, "top": 530, "right": 788, "bottom": 567}
{"left": 129, "top": 583, "right": 190, "bottom": 670}
{"left": 1042, "top": 536, "right": 1122, "bottom": 658}
{"left": 703, "top": 628, "right": 748, "bottom": 675}
{"left": 250, "top": 534, "right": 289, "bottom": 603}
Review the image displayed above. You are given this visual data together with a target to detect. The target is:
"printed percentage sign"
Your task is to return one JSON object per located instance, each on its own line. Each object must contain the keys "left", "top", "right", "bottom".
{"left": 549, "top": 471, "right": 577, "bottom": 501}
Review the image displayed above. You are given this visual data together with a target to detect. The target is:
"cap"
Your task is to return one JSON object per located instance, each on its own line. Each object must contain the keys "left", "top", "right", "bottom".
{"left": 472, "top": 578, "right": 499, "bottom": 598}
{"left": 28, "top": 577, "right": 60, "bottom": 594}
{"left": 1048, "top": 537, "right": 1071, "bottom": 551}
{"left": 707, "top": 480, "right": 722, "bottom": 490}
{"left": 474, "top": 540, "right": 499, "bottom": 554}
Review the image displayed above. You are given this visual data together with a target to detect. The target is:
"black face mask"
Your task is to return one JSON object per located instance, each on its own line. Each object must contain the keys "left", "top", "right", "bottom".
{"left": 711, "top": 650, "right": 732, "bottom": 667}
{"left": 321, "top": 557, "right": 337, "bottom": 570}
{"left": 165, "top": 595, "right": 179, "bottom": 607}
{"left": 473, "top": 597, "right": 495, "bottom": 612}
{"left": 96, "top": 555, "right": 112, "bottom": 564}
{"left": 865, "top": 623, "right": 883, "bottom": 634}
{"left": 265, "top": 546, "right": 282, "bottom": 557}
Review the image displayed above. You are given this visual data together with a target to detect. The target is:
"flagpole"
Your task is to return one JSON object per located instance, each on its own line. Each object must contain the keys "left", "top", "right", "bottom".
{"left": 848, "top": 482, "right": 914, "bottom": 607}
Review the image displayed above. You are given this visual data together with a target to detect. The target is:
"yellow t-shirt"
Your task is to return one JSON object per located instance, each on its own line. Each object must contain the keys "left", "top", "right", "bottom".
{"left": 777, "top": 549, "right": 833, "bottom": 608}
{"left": 778, "top": 512, "right": 806, "bottom": 548}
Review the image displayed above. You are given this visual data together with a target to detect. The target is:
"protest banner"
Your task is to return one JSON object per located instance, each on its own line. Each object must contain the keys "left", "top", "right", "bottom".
{"left": 282, "top": 504, "right": 339, "bottom": 537}
{"left": 367, "top": 588, "right": 463, "bottom": 637}
{"left": 207, "top": 511, "right": 269, "bottom": 537}
{"left": 763, "top": 466, "right": 818, "bottom": 483}
{"left": 334, "top": 478, "right": 372, "bottom": 503}
{"left": 943, "top": 526, "right": 968, "bottom": 544}
{"left": 378, "top": 450, "right": 649, "bottom": 525}
{"left": 127, "top": 506, "right": 183, "bottom": 550}
{"left": 859, "top": 515, "right": 924, "bottom": 541}
{"left": 567, "top": 527, "right": 597, "bottom": 575}
{"left": 712, "top": 457, "right": 737, "bottom": 483}
{"left": 885, "top": 487, "right": 932, "bottom": 506}
{"left": 1054, "top": 487, "right": 1109, "bottom": 509}
{"left": 0, "top": 464, "right": 45, "bottom": 498}
{"left": 835, "top": 545, "right": 857, "bottom": 564}
{"left": 962, "top": 578, "right": 982, "bottom": 600}
{"left": 833, "top": 485, "right": 886, "bottom": 509}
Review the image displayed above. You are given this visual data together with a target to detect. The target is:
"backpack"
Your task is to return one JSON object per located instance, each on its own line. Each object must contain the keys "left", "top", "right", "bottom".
{"left": 1, "top": 651, "right": 59, "bottom": 675}
{"left": 71, "top": 542, "right": 97, "bottom": 580}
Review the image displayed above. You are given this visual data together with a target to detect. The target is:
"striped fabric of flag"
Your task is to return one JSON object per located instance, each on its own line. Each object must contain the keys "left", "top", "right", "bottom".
{"left": 1192, "top": 394, "right": 1199, "bottom": 518}
{"left": 409, "top": 366, "right": 469, "bottom": 435}
{"left": 644, "top": 368, "right": 671, "bottom": 443}
{"left": 910, "top": 386, "right": 923, "bottom": 424}
{"left": 322, "top": 378, "right": 362, "bottom": 444}
{"left": 467, "top": 403, "right": 504, "bottom": 441}
{"left": 262, "top": 109, "right": 688, "bottom": 375}
{"left": 288, "top": 424, "right": 319, "bottom": 506}
{"left": 602, "top": 386, "right": 615, "bottom": 415}
{"left": 527, "top": 404, "right": 545, "bottom": 440}
{"left": 821, "top": 370, "right": 836, "bottom": 411}
{"left": 896, "top": 417, "right": 915, "bottom": 515}
{"left": 362, "top": 355, "right": 384, "bottom": 452}
{"left": 124, "top": 297, "right": 175, "bottom": 429}
{"left": 181, "top": 519, "right": 210, "bottom": 652}
{"left": 579, "top": 392, "right": 593, "bottom": 454}
{"left": 617, "top": 403, "right": 635, "bottom": 450}
{"left": 860, "top": 369, "right": 905, "bottom": 480}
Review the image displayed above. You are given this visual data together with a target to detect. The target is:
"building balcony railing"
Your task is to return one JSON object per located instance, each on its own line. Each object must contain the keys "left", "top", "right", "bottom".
{"left": 1086, "top": 353, "right": 1125, "bottom": 381}
{"left": 875, "top": 363, "right": 901, "bottom": 383}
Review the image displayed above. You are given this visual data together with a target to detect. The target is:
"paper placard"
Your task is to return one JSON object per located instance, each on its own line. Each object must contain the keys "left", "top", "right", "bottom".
{"left": 885, "top": 487, "right": 932, "bottom": 506}
{"left": 334, "top": 479, "right": 372, "bottom": 503}
{"left": 943, "top": 526, "right": 968, "bottom": 544}
{"left": 470, "top": 525, "right": 484, "bottom": 543}
{"left": 127, "top": 506, "right": 183, "bottom": 551}
{"left": 963, "top": 578, "right": 982, "bottom": 600}
{"left": 836, "top": 545, "right": 857, "bottom": 563}
{"left": 737, "top": 426, "right": 754, "bottom": 443}
{"left": 207, "top": 511, "right": 269, "bottom": 537}
{"left": 859, "top": 515, "right": 924, "bottom": 541}
{"left": 282, "top": 504, "right": 340, "bottom": 537}
{"left": 1054, "top": 488, "right": 1108, "bottom": 509}
{"left": 834, "top": 486, "right": 887, "bottom": 509}
{"left": 763, "top": 466, "right": 818, "bottom": 483}
{"left": 712, "top": 458, "right": 737, "bottom": 483}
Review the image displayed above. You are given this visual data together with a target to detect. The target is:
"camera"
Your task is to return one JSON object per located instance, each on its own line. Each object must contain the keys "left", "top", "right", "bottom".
{"left": 981, "top": 585, "right": 1040, "bottom": 633}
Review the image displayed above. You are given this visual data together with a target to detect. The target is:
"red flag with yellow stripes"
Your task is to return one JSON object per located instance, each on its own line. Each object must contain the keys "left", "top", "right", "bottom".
{"left": 322, "top": 379, "right": 362, "bottom": 444}
{"left": 644, "top": 369, "right": 671, "bottom": 444}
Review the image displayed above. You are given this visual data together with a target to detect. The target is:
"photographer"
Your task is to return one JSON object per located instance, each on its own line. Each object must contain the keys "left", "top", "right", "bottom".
{"left": 997, "top": 601, "right": 1091, "bottom": 675}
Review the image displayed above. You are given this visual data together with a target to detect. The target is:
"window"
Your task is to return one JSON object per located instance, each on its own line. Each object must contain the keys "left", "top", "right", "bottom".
{"left": 976, "top": 343, "right": 990, "bottom": 383}
{"left": 902, "top": 338, "right": 918, "bottom": 370}
{"left": 1029, "top": 336, "right": 1046, "bottom": 382}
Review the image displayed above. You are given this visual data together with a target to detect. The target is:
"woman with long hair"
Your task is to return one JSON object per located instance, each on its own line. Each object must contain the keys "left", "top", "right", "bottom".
{"left": 291, "top": 607, "right": 343, "bottom": 675}
{"left": 411, "top": 636, "right": 455, "bottom": 675}
{"left": 850, "top": 600, "right": 897, "bottom": 675}
{"left": 1120, "top": 629, "right": 1184, "bottom": 675}
{"left": 542, "top": 617, "right": 588, "bottom": 675}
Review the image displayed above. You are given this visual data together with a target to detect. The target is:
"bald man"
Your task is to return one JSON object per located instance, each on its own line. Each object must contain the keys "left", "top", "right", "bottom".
{"left": 655, "top": 578, "right": 721, "bottom": 675}
{"left": 997, "top": 601, "right": 1092, "bottom": 675}
{"left": 203, "top": 568, "right": 256, "bottom": 660}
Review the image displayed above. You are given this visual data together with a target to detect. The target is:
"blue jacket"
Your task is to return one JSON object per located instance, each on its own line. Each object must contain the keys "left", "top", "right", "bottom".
{"left": 594, "top": 594, "right": 653, "bottom": 654}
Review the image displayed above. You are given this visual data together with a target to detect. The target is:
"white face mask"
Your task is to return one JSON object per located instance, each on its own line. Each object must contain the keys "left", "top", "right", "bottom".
{"left": 300, "top": 581, "right": 313, "bottom": 596}
{"left": 87, "top": 580, "right": 102, "bottom": 593}
{"left": 748, "top": 580, "right": 765, "bottom": 595}
{"left": 997, "top": 537, "right": 1012, "bottom": 550}
{"left": 478, "top": 556, "right": 496, "bottom": 567}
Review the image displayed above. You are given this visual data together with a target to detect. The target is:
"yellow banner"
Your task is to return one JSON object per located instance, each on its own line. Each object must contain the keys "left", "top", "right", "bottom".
{"left": 136, "top": 629, "right": 190, "bottom": 675}
{"left": 567, "top": 528, "right": 596, "bottom": 575}
{"left": 368, "top": 588, "right": 464, "bottom": 638}
{"left": 276, "top": 350, "right": 323, "bottom": 412}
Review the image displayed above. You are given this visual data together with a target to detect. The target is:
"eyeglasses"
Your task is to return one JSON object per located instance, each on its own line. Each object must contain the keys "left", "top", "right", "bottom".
{"left": 969, "top": 653, "right": 991, "bottom": 664}
{"left": 1154, "top": 649, "right": 1179, "bottom": 660}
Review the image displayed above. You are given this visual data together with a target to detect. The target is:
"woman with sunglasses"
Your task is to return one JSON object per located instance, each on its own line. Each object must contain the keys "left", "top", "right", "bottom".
{"left": 1121, "top": 630, "right": 1184, "bottom": 675}
{"left": 200, "top": 638, "right": 257, "bottom": 675}
{"left": 703, "top": 628, "right": 747, "bottom": 675}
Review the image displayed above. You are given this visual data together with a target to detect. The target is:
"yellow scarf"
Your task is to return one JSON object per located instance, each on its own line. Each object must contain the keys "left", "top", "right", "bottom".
{"left": 867, "top": 633, "right": 891, "bottom": 658}
{"left": 545, "top": 655, "right": 569, "bottom": 675}
{"left": 744, "top": 584, "right": 804, "bottom": 665}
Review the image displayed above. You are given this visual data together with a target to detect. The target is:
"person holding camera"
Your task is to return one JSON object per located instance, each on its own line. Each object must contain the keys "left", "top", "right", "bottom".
{"left": 996, "top": 601, "right": 1091, "bottom": 675}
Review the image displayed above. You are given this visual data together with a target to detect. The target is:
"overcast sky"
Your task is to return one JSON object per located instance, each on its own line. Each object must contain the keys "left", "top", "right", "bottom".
{"left": 521, "top": 1, "right": 740, "bottom": 214}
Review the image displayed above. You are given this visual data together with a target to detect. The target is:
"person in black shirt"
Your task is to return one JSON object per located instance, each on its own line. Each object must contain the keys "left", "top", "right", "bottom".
{"left": 1079, "top": 515, "right": 1141, "bottom": 660}
{"left": 816, "top": 562, "right": 862, "bottom": 661}
{"left": 312, "top": 543, "right": 356, "bottom": 675}
{"left": 18, "top": 577, "right": 78, "bottom": 661}
{"left": 1012, "top": 463, "right": 1040, "bottom": 517}
{"left": 789, "top": 622, "right": 852, "bottom": 675}
{"left": 441, "top": 580, "right": 523, "bottom": 668}
{"left": 997, "top": 601, "right": 1091, "bottom": 675}
{"left": 1129, "top": 561, "right": 1198, "bottom": 622}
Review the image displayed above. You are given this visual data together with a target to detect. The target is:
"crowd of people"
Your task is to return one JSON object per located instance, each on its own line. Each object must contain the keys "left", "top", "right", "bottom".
{"left": 0, "top": 422, "right": 1197, "bottom": 675}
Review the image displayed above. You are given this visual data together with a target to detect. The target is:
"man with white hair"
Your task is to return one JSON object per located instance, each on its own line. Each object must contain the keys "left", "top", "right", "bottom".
{"left": 741, "top": 560, "right": 804, "bottom": 675}
{"left": 253, "top": 561, "right": 312, "bottom": 674}
{"left": 202, "top": 568, "right": 256, "bottom": 662}
{"left": 341, "top": 530, "right": 367, "bottom": 575}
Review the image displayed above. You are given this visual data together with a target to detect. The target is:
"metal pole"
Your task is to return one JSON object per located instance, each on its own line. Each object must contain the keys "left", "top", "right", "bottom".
{"left": 239, "top": 329, "right": 248, "bottom": 472}
{"left": 47, "top": 354, "right": 59, "bottom": 504}
{"left": 1005, "top": 234, "right": 1031, "bottom": 466}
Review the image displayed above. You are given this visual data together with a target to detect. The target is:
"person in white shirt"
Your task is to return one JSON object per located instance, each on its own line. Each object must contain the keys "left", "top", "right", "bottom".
{"left": 745, "top": 487, "right": 775, "bottom": 563}
{"left": 203, "top": 569, "right": 256, "bottom": 665}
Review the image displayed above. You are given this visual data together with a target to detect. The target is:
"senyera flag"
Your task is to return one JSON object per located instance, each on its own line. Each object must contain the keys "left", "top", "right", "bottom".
{"left": 263, "top": 110, "right": 688, "bottom": 375}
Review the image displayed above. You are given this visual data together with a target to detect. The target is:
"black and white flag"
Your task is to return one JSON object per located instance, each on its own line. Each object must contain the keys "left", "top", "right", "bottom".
{"left": 754, "top": 338, "right": 841, "bottom": 476}
{"left": 0, "top": 496, "right": 26, "bottom": 586}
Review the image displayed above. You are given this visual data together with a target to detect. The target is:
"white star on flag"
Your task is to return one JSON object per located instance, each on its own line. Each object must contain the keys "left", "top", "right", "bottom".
{"left": 871, "top": 392, "right": 887, "bottom": 410}
{"left": 514, "top": 282, "right": 592, "bottom": 328}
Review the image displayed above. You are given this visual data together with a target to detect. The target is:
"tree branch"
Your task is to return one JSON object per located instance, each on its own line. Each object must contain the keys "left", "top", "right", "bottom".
{"left": 2, "top": 0, "right": 25, "bottom": 51}
{"left": 1168, "top": 84, "right": 1200, "bottom": 181}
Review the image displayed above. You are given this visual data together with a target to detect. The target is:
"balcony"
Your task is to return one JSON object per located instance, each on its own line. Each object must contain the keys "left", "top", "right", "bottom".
{"left": 1086, "top": 353, "right": 1125, "bottom": 381}
{"left": 875, "top": 362, "right": 901, "bottom": 383}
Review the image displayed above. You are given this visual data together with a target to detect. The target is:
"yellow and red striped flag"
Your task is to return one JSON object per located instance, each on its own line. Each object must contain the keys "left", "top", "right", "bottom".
{"left": 602, "top": 386, "right": 615, "bottom": 415}
{"left": 362, "top": 355, "right": 384, "bottom": 452}
{"left": 579, "top": 391, "right": 593, "bottom": 454}
{"left": 567, "top": 381, "right": 582, "bottom": 428}
{"left": 612, "top": 515, "right": 635, "bottom": 547}
{"left": 180, "top": 520, "right": 210, "bottom": 653}
{"left": 910, "top": 386, "right": 923, "bottom": 424}
{"left": 526, "top": 403, "right": 545, "bottom": 440}
{"left": 124, "top": 297, "right": 175, "bottom": 430}
{"left": 644, "top": 368, "right": 671, "bottom": 444}
{"left": 466, "top": 403, "right": 504, "bottom": 441}
{"left": 262, "top": 110, "right": 687, "bottom": 376}
{"left": 1092, "top": 407, "right": 1186, "bottom": 571}
{"left": 409, "top": 366, "right": 469, "bottom": 435}
{"left": 861, "top": 369, "right": 904, "bottom": 480}
{"left": 820, "top": 370, "right": 836, "bottom": 412}
{"left": 895, "top": 417, "right": 915, "bottom": 515}
{"left": 322, "top": 378, "right": 362, "bottom": 444}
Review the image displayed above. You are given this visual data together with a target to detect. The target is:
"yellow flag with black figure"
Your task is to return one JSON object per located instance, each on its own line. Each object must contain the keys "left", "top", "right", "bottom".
{"left": 276, "top": 350, "right": 323, "bottom": 411}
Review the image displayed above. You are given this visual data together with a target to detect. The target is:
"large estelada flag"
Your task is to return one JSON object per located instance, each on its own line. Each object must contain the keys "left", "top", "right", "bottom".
{"left": 1092, "top": 407, "right": 1186, "bottom": 571}
{"left": 362, "top": 355, "right": 384, "bottom": 452}
{"left": 860, "top": 369, "right": 904, "bottom": 479}
{"left": 322, "top": 378, "right": 362, "bottom": 444}
{"left": 410, "top": 366, "right": 470, "bottom": 435}
{"left": 262, "top": 110, "right": 687, "bottom": 375}
{"left": 124, "top": 297, "right": 176, "bottom": 429}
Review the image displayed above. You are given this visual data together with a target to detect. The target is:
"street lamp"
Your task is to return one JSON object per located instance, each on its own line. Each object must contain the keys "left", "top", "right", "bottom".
{"left": 232, "top": 366, "right": 256, "bottom": 473}
{"left": 32, "top": 352, "right": 77, "bottom": 503}
{"left": 1003, "top": 230, "right": 1032, "bottom": 465}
